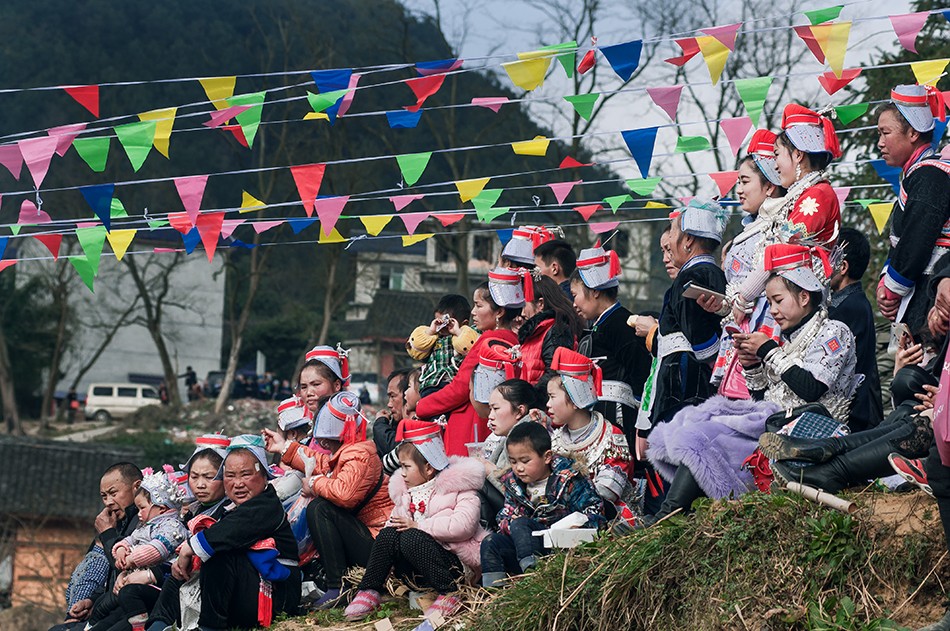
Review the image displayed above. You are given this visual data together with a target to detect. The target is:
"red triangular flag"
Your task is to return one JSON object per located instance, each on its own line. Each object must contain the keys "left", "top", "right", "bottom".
{"left": 168, "top": 212, "right": 194, "bottom": 234}
{"left": 314, "top": 196, "right": 349, "bottom": 236}
{"left": 196, "top": 211, "right": 225, "bottom": 262}
{"left": 574, "top": 204, "right": 602, "bottom": 221}
{"left": 223, "top": 124, "right": 249, "bottom": 148}
{"left": 709, "top": 171, "right": 739, "bottom": 197}
{"left": 559, "top": 156, "right": 593, "bottom": 169}
{"left": 34, "top": 234, "right": 63, "bottom": 259}
{"left": 63, "top": 85, "right": 100, "bottom": 117}
{"left": 174, "top": 175, "right": 209, "bottom": 225}
{"left": 290, "top": 164, "right": 326, "bottom": 217}
{"left": 404, "top": 75, "right": 446, "bottom": 113}
{"left": 665, "top": 38, "right": 701, "bottom": 66}
{"left": 434, "top": 213, "right": 464, "bottom": 227}
{"left": 548, "top": 180, "right": 581, "bottom": 205}
{"left": 793, "top": 26, "right": 826, "bottom": 64}
{"left": 0, "top": 260, "right": 16, "bottom": 273}
{"left": 817, "top": 68, "right": 862, "bottom": 95}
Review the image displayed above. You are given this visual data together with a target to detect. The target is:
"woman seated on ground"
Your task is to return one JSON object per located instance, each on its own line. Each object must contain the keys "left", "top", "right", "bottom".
{"left": 645, "top": 244, "right": 861, "bottom": 523}
{"left": 172, "top": 436, "right": 300, "bottom": 631}
{"left": 516, "top": 274, "right": 584, "bottom": 387}
{"left": 482, "top": 378, "right": 550, "bottom": 489}
{"left": 297, "top": 345, "right": 348, "bottom": 421}
{"left": 263, "top": 392, "right": 394, "bottom": 610}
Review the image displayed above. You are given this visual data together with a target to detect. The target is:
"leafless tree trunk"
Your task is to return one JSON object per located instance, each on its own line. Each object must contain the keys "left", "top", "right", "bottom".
{"left": 0, "top": 322, "right": 22, "bottom": 435}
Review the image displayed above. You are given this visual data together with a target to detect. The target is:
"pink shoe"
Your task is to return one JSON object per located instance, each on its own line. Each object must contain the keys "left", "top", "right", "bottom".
{"left": 344, "top": 589, "right": 380, "bottom": 621}
{"left": 425, "top": 593, "right": 462, "bottom": 618}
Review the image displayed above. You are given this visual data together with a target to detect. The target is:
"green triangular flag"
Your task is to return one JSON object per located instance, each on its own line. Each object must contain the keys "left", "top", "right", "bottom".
{"left": 10, "top": 225, "right": 22, "bottom": 236}
{"left": 148, "top": 219, "right": 170, "bottom": 229}
{"left": 396, "top": 152, "right": 432, "bottom": 187}
{"left": 227, "top": 91, "right": 266, "bottom": 148}
{"left": 675, "top": 136, "right": 711, "bottom": 153}
{"left": 110, "top": 198, "right": 129, "bottom": 218}
{"left": 72, "top": 136, "right": 110, "bottom": 172}
{"left": 114, "top": 121, "right": 156, "bottom": 172}
{"left": 539, "top": 41, "right": 577, "bottom": 78}
{"left": 855, "top": 199, "right": 883, "bottom": 209}
{"left": 603, "top": 194, "right": 631, "bottom": 213}
{"left": 804, "top": 5, "right": 843, "bottom": 25}
{"left": 835, "top": 103, "right": 869, "bottom": 125}
{"left": 564, "top": 93, "right": 600, "bottom": 121}
{"left": 69, "top": 256, "right": 96, "bottom": 292}
{"left": 733, "top": 77, "right": 772, "bottom": 127}
{"left": 76, "top": 226, "right": 107, "bottom": 275}
{"left": 476, "top": 206, "right": 509, "bottom": 222}
{"left": 306, "top": 89, "right": 350, "bottom": 114}
{"left": 472, "top": 188, "right": 504, "bottom": 208}
{"left": 626, "top": 177, "right": 662, "bottom": 196}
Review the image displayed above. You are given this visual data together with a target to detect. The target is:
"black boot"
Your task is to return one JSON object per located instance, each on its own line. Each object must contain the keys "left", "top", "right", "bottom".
{"left": 759, "top": 422, "right": 903, "bottom": 464}
{"left": 648, "top": 466, "right": 705, "bottom": 523}
{"left": 771, "top": 424, "right": 916, "bottom": 493}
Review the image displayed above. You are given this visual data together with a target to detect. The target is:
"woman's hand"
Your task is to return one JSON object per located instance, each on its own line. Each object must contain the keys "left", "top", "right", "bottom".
{"left": 915, "top": 384, "right": 939, "bottom": 412}
{"left": 391, "top": 516, "right": 417, "bottom": 531}
{"left": 635, "top": 434, "right": 649, "bottom": 461}
{"left": 173, "top": 543, "right": 195, "bottom": 581}
{"left": 113, "top": 570, "right": 130, "bottom": 594}
{"left": 261, "top": 428, "right": 287, "bottom": 455}
{"left": 629, "top": 315, "right": 657, "bottom": 338}
{"left": 929, "top": 305, "right": 950, "bottom": 338}
{"left": 697, "top": 293, "right": 724, "bottom": 314}
{"left": 894, "top": 341, "right": 924, "bottom": 374}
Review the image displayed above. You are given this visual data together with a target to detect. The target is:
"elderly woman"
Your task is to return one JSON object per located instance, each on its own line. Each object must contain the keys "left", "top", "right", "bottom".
{"left": 173, "top": 436, "right": 300, "bottom": 631}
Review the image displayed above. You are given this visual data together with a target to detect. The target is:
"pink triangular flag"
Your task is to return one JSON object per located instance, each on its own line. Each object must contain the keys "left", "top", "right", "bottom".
{"left": 709, "top": 171, "right": 739, "bottom": 197}
{"left": 220, "top": 219, "right": 245, "bottom": 238}
{"left": 153, "top": 247, "right": 178, "bottom": 253}
{"left": 196, "top": 211, "right": 225, "bottom": 262}
{"left": 589, "top": 220, "right": 620, "bottom": 234}
{"left": 253, "top": 220, "right": 284, "bottom": 234}
{"left": 700, "top": 23, "right": 742, "bottom": 50}
{"left": 548, "top": 181, "right": 581, "bottom": 205}
{"left": 48, "top": 123, "right": 87, "bottom": 157}
{"left": 646, "top": 86, "right": 684, "bottom": 121}
{"left": 574, "top": 204, "right": 602, "bottom": 221}
{"left": 390, "top": 194, "right": 423, "bottom": 212}
{"left": 0, "top": 260, "right": 16, "bottom": 273}
{"left": 168, "top": 212, "right": 194, "bottom": 234}
{"left": 174, "top": 175, "right": 209, "bottom": 225}
{"left": 76, "top": 221, "right": 100, "bottom": 229}
{"left": 17, "top": 136, "right": 60, "bottom": 188}
{"left": 34, "top": 234, "right": 63, "bottom": 259}
{"left": 472, "top": 97, "right": 509, "bottom": 113}
{"left": 337, "top": 73, "right": 361, "bottom": 118}
{"left": 18, "top": 199, "right": 51, "bottom": 224}
{"left": 889, "top": 12, "right": 930, "bottom": 53}
{"left": 314, "top": 196, "right": 349, "bottom": 236}
{"left": 719, "top": 116, "right": 753, "bottom": 156}
{"left": 434, "top": 213, "right": 464, "bottom": 227}
{"left": 399, "top": 212, "right": 429, "bottom": 235}
{"left": 833, "top": 186, "right": 851, "bottom": 209}
{"left": 202, "top": 105, "right": 251, "bottom": 128}
{"left": 0, "top": 144, "right": 22, "bottom": 180}
{"left": 678, "top": 196, "right": 695, "bottom": 205}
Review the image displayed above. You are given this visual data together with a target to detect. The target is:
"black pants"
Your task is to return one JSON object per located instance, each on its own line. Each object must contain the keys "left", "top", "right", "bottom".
{"left": 306, "top": 497, "right": 375, "bottom": 589}
{"left": 358, "top": 527, "right": 463, "bottom": 595}
{"left": 87, "top": 584, "right": 160, "bottom": 631}
{"left": 926, "top": 445, "right": 950, "bottom": 551}
{"left": 198, "top": 550, "right": 301, "bottom": 629}
{"left": 145, "top": 576, "right": 183, "bottom": 628}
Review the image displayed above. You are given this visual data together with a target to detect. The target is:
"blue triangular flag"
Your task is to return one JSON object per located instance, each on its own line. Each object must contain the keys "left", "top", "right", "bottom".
{"left": 310, "top": 69, "right": 352, "bottom": 123}
{"left": 496, "top": 228, "right": 514, "bottom": 246}
{"left": 944, "top": 10, "right": 950, "bottom": 22}
{"left": 600, "top": 40, "right": 643, "bottom": 82}
{"left": 933, "top": 119, "right": 948, "bottom": 150}
{"left": 229, "top": 239, "right": 257, "bottom": 249}
{"left": 386, "top": 110, "right": 423, "bottom": 129}
{"left": 0, "top": 236, "right": 7, "bottom": 260}
{"left": 79, "top": 183, "right": 115, "bottom": 232}
{"left": 620, "top": 127, "right": 658, "bottom": 178}
{"left": 287, "top": 218, "right": 318, "bottom": 234}
{"left": 869, "top": 159, "right": 902, "bottom": 196}
{"left": 415, "top": 59, "right": 461, "bottom": 75}
{"left": 182, "top": 227, "right": 201, "bottom": 254}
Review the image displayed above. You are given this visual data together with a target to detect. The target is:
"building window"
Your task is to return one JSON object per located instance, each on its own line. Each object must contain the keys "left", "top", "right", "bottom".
{"left": 472, "top": 235, "right": 494, "bottom": 263}
{"left": 603, "top": 229, "right": 630, "bottom": 258}
{"left": 379, "top": 265, "right": 404, "bottom": 290}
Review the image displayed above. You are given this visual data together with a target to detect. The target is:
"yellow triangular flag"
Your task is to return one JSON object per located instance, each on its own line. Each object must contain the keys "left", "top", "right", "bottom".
{"left": 360, "top": 214, "right": 393, "bottom": 236}
{"left": 511, "top": 136, "right": 550, "bottom": 157}
{"left": 199, "top": 76, "right": 237, "bottom": 110}
{"left": 868, "top": 201, "right": 894, "bottom": 234}
{"left": 516, "top": 49, "right": 553, "bottom": 61}
{"left": 502, "top": 57, "right": 550, "bottom": 91}
{"left": 456, "top": 178, "right": 491, "bottom": 203}
{"left": 644, "top": 201, "right": 670, "bottom": 209}
{"left": 911, "top": 58, "right": 950, "bottom": 87}
{"left": 318, "top": 225, "right": 346, "bottom": 244}
{"left": 106, "top": 229, "right": 136, "bottom": 261}
{"left": 138, "top": 108, "right": 177, "bottom": 158}
{"left": 811, "top": 22, "right": 851, "bottom": 78}
{"left": 402, "top": 233, "right": 434, "bottom": 247}
{"left": 239, "top": 191, "right": 266, "bottom": 213}
{"left": 303, "top": 112, "right": 331, "bottom": 121}
{"left": 696, "top": 35, "right": 731, "bottom": 85}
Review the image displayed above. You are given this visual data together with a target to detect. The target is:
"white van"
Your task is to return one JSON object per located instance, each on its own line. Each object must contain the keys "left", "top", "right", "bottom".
{"left": 84, "top": 383, "right": 161, "bottom": 422}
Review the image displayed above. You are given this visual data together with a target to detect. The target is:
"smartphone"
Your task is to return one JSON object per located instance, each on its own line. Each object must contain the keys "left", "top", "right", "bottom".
{"left": 724, "top": 324, "right": 742, "bottom": 337}
{"left": 682, "top": 280, "right": 727, "bottom": 302}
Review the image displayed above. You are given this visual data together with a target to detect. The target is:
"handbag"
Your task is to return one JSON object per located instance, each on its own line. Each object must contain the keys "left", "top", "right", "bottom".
{"left": 764, "top": 403, "right": 831, "bottom": 434}
{"left": 933, "top": 347, "right": 950, "bottom": 466}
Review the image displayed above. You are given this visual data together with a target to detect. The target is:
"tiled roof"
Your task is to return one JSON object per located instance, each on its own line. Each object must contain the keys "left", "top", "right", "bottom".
{"left": 346, "top": 290, "right": 443, "bottom": 341}
{"left": 0, "top": 436, "right": 142, "bottom": 521}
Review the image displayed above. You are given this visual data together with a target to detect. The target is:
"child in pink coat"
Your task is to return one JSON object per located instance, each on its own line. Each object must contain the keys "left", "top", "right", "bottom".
{"left": 345, "top": 420, "right": 487, "bottom": 622}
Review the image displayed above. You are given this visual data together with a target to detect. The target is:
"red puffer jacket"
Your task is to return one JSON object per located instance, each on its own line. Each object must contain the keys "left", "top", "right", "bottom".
{"left": 517, "top": 311, "right": 576, "bottom": 385}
